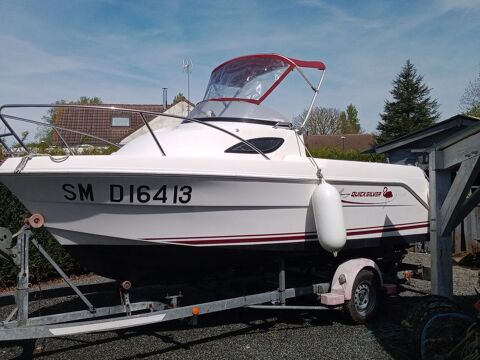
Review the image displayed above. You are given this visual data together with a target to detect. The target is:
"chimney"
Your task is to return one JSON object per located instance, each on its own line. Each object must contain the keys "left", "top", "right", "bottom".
{"left": 162, "top": 88, "right": 168, "bottom": 108}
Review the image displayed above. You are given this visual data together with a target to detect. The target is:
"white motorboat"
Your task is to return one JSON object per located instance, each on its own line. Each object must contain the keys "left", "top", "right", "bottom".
{"left": 0, "top": 54, "right": 429, "bottom": 283}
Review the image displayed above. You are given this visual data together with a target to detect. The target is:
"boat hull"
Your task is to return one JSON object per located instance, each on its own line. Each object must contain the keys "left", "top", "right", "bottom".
{"left": 0, "top": 156, "right": 429, "bottom": 282}
{"left": 64, "top": 234, "right": 423, "bottom": 283}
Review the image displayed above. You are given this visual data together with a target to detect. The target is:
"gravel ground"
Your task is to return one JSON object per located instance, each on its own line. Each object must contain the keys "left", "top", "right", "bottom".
{"left": 0, "top": 252, "right": 478, "bottom": 360}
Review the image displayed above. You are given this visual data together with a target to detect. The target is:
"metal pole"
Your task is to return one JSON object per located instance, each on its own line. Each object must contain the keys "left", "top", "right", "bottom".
{"left": 139, "top": 112, "right": 166, "bottom": 156}
{"left": 16, "top": 231, "right": 30, "bottom": 325}
{"left": 32, "top": 239, "right": 95, "bottom": 313}
{"left": 0, "top": 112, "right": 30, "bottom": 154}
{"left": 300, "top": 70, "right": 326, "bottom": 132}
{"left": 182, "top": 59, "right": 192, "bottom": 113}
{"left": 187, "top": 69, "right": 190, "bottom": 113}
{"left": 278, "top": 258, "right": 286, "bottom": 306}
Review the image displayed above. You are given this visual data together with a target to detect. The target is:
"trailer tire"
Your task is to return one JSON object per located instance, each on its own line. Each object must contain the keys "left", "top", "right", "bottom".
{"left": 344, "top": 269, "right": 379, "bottom": 324}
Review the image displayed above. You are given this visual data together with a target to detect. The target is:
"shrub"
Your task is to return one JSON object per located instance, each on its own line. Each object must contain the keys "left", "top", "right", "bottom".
{"left": 0, "top": 145, "right": 116, "bottom": 287}
{"left": 0, "top": 182, "right": 86, "bottom": 287}
{"left": 308, "top": 147, "right": 385, "bottom": 162}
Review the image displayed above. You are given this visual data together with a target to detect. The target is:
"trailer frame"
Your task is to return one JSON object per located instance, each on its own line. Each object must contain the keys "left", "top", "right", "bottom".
{"left": 0, "top": 219, "right": 395, "bottom": 341}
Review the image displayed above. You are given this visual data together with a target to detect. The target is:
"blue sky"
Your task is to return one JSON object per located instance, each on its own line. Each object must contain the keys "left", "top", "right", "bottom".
{"left": 0, "top": 0, "right": 479, "bottom": 134}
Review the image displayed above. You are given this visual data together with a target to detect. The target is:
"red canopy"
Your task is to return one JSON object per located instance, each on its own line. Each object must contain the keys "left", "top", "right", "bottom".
{"left": 204, "top": 54, "right": 326, "bottom": 105}
{"left": 212, "top": 53, "right": 326, "bottom": 73}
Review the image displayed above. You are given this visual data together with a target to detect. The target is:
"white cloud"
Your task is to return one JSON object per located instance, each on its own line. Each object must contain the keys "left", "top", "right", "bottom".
{"left": 437, "top": 0, "right": 480, "bottom": 11}
{"left": 0, "top": 35, "right": 82, "bottom": 76}
{"left": 296, "top": 0, "right": 382, "bottom": 28}
{"left": 0, "top": 1, "right": 478, "bottom": 134}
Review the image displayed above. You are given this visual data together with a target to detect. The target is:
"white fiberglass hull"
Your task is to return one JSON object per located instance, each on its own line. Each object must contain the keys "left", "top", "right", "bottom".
{"left": 0, "top": 155, "right": 429, "bottom": 281}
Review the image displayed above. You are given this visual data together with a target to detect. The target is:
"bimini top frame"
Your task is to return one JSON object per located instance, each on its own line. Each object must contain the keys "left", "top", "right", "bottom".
{"left": 0, "top": 104, "right": 271, "bottom": 160}
{"left": 203, "top": 53, "right": 326, "bottom": 133}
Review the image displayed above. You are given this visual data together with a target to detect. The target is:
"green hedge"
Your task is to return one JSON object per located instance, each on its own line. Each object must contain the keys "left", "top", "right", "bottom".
{"left": 308, "top": 147, "right": 385, "bottom": 162}
{"left": 0, "top": 146, "right": 116, "bottom": 288}
{"left": 0, "top": 182, "right": 86, "bottom": 287}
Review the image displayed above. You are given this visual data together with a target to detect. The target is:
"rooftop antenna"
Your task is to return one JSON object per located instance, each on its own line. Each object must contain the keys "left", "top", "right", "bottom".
{"left": 182, "top": 58, "right": 193, "bottom": 112}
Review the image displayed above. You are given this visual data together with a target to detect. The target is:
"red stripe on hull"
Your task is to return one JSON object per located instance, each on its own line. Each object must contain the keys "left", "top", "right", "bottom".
{"left": 346, "top": 221, "right": 427, "bottom": 231}
{"left": 148, "top": 222, "right": 429, "bottom": 246}
{"left": 167, "top": 234, "right": 318, "bottom": 245}
{"left": 347, "top": 223, "right": 428, "bottom": 236}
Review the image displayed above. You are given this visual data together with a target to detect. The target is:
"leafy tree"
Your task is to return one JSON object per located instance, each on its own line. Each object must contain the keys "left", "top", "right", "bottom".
{"left": 77, "top": 96, "right": 102, "bottom": 105}
{"left": 172, "top": 93, "right": 187, "bottom": 105}
{"left": 38, "top": 97, "right": 102, "bottom": 142}
{"left": 460, "top": 68, "right": 480, "bottom": 117}
{"left": 376, "top": 60, "right": 440, "bottom": 144}
{"left": 294, "top": 106, "right": 341, "bottom": 135}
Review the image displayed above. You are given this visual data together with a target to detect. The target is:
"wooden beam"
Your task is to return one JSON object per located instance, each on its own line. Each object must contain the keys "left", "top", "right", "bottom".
{"left": 476, "top": 207, "right": 480, "bottom": 254}
{"left": 453, "top": 224, "right": 462, "bottom": 253}
{"left": 455, "top": 187, "right": 480, "bottom": 225}
{"left": 375, "top": 127, "right": 447, "bottom": 154}
{"left": 440, "top": 156, "right": 480, "bottom": 235}
{"left": 464, "top": 211, "right": 475, "bottom": 254}
{"left": 429, "top": 151, "right": 453, "bottom": 298}
{"left": 441, "top": 131, "right": 480, "bottom": 169}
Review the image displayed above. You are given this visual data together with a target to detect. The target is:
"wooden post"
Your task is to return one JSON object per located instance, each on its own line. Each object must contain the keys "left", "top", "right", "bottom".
{"left": 453, "top": 224, "right": 462, "bottom": 253}
{"left": 429, "top": 151, "right": 453, "bottom": 298}
{"left": 476, "top": 206, "right": 480, "bottom": 254}
{"left": 464, "top": 210, "right": 474, "bottom": 254}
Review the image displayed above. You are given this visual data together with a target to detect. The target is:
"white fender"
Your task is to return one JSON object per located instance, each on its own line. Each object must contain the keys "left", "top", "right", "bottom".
{"left": 312, "top": 180, "right": 346, "bottom": 255}
{"left": 330, "top": 258, "right": 383, "bottom": 300}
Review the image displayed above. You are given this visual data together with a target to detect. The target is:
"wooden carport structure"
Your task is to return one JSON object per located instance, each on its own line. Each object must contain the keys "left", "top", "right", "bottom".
{"left": 429, "top": 124, "right": 480, "bottom": 297}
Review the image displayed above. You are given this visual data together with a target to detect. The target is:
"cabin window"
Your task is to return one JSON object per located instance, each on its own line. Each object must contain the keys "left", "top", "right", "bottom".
{"left": 225, "top": 137, "right": 284, "bottom": 154}
{"left": 111, "top": 117, "right": 130, "bottom": 127}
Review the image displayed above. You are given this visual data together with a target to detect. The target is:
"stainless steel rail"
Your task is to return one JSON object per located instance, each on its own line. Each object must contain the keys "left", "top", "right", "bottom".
{"left": 0, "top": 104, "right": 270, "bottom": 160}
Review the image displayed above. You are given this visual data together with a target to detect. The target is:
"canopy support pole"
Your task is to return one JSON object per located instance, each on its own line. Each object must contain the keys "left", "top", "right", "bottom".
{"left": 299, "top": 70, "right": 325, "bottom": 134}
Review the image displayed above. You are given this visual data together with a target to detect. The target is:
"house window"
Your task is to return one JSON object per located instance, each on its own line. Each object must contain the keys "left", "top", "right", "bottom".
{"left": 111, "top": 117, "right": 130, "bottom": 127}
{"left": 225, "top": 137, "right": 284, "bottom": 154}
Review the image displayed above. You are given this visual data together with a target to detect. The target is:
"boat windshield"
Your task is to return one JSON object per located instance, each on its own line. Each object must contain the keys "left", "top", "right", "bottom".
{"left": 203, "top": 56, "right": 291, "bottom": 104}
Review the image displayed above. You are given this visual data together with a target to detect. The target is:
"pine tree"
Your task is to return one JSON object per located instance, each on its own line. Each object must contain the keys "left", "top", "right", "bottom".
{"left": 339, "top": 111, "right": 349, "bottom": 133}
{"left": 346, "top": 104, "right": 362, "bottom": 134}
{"left": 338, "top": 105, "right": 362, "bottom": 134}
{"left": 376, "top": 60, "right": 440, "bottom": 144}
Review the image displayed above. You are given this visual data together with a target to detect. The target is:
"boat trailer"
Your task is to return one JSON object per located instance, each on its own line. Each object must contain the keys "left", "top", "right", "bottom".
{"left": 0, "top": 215, "right": 399, "bottom": 341}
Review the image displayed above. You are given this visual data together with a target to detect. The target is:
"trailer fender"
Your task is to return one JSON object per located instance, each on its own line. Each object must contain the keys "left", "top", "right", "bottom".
{"left": 330, "top": 258, "right": 383, "bottom": 300}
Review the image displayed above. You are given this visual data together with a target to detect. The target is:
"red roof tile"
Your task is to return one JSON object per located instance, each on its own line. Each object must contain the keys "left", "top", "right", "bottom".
{"left": 52, "top": 104, "right": 165, "bottom": 146}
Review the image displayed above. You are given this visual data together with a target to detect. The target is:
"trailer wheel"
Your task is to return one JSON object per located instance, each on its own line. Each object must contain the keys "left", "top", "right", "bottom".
{"left": 344, "top": 269, "right": 379, "bottom": 324}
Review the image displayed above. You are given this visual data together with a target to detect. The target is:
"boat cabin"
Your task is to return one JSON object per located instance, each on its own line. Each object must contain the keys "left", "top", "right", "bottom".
{"left": 116, "top": 54, "right": 326, "bottom": 160}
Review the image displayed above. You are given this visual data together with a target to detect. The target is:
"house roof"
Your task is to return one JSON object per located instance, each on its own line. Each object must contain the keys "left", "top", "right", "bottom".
{"left": 375, "top": 114, "right": 480, "bottom": 154}
{"left": 119, "top": 101, "right": 191, "bottom": 145}
{"left": 52, "top": 104, "right": 165, "bottom": 146}
{"left": 304, "top": 133, "right": 375, "bottom": 152}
